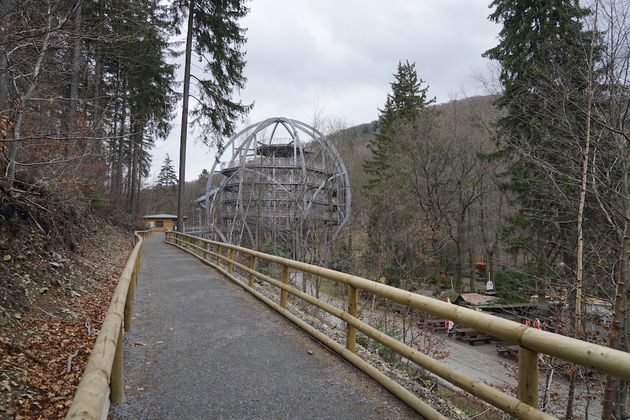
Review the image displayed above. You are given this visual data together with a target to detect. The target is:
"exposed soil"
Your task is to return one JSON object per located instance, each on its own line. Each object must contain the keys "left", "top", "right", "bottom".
{"left": 0, "top": 188, "right": 137, "bottom": 419}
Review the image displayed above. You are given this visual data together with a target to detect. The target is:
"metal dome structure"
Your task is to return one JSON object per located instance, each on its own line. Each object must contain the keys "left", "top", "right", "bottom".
{"left": 205, "top": 117, "right": 351, "bottom": 262}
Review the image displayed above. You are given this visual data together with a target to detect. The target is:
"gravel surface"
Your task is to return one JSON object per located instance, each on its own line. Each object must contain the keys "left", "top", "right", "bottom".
{"left": 111, "top": 234, "right": 422, "bottom": 420}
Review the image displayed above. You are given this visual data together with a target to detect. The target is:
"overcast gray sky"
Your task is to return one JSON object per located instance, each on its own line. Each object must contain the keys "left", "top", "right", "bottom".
{"left": 149, "top": 0, "right": 500, "bottom": 183}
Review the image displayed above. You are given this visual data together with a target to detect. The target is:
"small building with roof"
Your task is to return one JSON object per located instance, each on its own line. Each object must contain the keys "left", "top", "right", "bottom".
{"left": 143, "top": 214, "right": 187, "bottom": 232}
{"left": 454, "top": 293, "right": 499, "bottom": 307}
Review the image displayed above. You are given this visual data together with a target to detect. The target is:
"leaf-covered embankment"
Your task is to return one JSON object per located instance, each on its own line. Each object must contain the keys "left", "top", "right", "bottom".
{"left": 0, "top": 188, "right": 137, "bottom": 419}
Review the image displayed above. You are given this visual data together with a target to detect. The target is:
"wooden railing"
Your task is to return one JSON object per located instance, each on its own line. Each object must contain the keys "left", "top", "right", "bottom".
{"left": 165, "top": 231, "right": 630, "bottom": 420}
{"left": 65, "top": 229, "right": 151, "bottom": 420}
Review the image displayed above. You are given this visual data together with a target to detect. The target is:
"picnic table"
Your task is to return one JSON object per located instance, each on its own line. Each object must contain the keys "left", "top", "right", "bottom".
{"left": 495, "top": 340, "right": 519, "bottom": 359}
{"left": 422, "top": 318, "right": 447, "bottom": 333}
{"left": 453, "top": 327, "right": 494, "bottom": 345}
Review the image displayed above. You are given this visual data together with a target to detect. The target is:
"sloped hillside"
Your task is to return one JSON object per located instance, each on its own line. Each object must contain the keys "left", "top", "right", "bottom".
{"left": 0, "top": 187, "right": 137, "bottom": 419}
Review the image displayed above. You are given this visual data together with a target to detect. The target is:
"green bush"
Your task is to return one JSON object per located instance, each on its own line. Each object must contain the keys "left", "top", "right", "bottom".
{"left": 494, "top": 268, "right": 530, "bottom": 303}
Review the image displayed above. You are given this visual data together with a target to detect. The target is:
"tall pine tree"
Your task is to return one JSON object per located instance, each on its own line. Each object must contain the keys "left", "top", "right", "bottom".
{"left": 363, "top": 61, "right": 434, "bottom": 191}
{"left": 483, "top": 0, "right": 596, "bottom": 286}
{"left": 157, "top": 154, "right": 178, "bottom": 187}
{"left": 363, "top": 61, "right": 434, "bottom": 286}
{"left": 169, "top": 0, "right": 252, "bottom": 231}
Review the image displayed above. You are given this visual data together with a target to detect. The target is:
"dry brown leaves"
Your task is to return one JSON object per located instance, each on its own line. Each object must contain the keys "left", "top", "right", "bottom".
{"left": 1, "top": 253, "right": 129, "bottom": 419}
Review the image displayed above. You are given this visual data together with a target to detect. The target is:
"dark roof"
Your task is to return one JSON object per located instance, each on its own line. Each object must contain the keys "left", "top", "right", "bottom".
{"left": 256, "top": 143, "right": 310, "bottom": 157}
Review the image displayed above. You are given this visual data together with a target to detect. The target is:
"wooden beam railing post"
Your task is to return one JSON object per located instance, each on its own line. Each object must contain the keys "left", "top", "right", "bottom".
{"left": 346, "top": 285, "right": 358, "bottom": 353}
{"left": 517, "top": 346, "right": 539, "bottom": 408}
{"left": 110, "top": 326, "right": 124, "bottom": 403}
{"left": 124, "top": 289, "right": 133, "bottom": 332}
{"left": 217, "top": 245, "right": 222, "bottom": 267}
{"left": 248, "top": 256, "right": 257, "bottom": 287}
{"left": 227, "top": 249, "right": 234, "bottom": 274}
{"left": 130, "top": 257, "right": 137, "bottom": 300}
{"left": 280, "top": 265, "right": 289, "bottom": 308}
{"left": 134, "top": 251, "right": 140, "bottom": 295}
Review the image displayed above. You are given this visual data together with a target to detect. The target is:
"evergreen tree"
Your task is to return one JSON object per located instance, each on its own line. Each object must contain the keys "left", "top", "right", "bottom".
{"left": 363, "top": 60, "right": 434, "bottom": 190}
{"left": 197, "top": 168, "right": 209, "bottom": 183}
{"left": 169, "top": 0, "right": 252, "bottom": 146}
{"left": 483, "top": 0, "right": 597, "bottom": 279}
{"left": 363, "top": 61, "right": 434, "bottom": 286}
{"left": 157, "top": 154, "right": 178, "bottom": 187}
{"left": 97, "top": 0, "right": 176, "bottom": 213}
{"left": 169, "top": 0, "right": 252, "bottom": 231}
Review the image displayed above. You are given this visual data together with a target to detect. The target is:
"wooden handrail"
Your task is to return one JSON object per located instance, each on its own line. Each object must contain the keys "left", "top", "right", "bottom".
{"left": 65, "top": 230, "right": 151, "bottom": 420}
{"left": 165, "top": 231, "right": 630, "bottom": 420}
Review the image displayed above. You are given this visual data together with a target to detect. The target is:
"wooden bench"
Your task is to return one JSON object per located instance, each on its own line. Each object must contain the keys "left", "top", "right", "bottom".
{"left": 454, "top": 328, "right": 494, "bottom": 345}
{"left": 422, "top": 319, "right": 447, "bottom": 333}
{"left": 461, "top": 335, "right": 494, "bottom": 345}
{"left": 424, "top": 319, "right": 446, "bottom": 332}
{"left": 495, "top": 341, "right": 519, "bottom": 359}
{"left": 452, "top": 327, "right": 475, "bottom": 337}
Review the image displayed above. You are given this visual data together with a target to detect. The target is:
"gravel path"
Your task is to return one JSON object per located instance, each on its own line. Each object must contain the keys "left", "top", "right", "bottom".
{"left": 111, "top": 233, "right": 421, "bottom": 420}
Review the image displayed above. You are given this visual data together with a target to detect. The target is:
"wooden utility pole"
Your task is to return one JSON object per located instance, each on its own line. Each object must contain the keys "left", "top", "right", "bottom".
{"left": 177, "top": 0, "right": 194, "bottom": 232}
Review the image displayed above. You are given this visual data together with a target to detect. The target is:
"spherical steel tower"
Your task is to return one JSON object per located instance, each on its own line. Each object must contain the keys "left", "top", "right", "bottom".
{"left": 205, "top": 117, "right": 351, "bottom": 262}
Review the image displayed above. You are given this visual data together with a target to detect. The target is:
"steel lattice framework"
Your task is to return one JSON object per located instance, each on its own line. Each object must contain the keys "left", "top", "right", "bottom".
{"left": 204, "top": 117, "right": 351, "bottom": 261}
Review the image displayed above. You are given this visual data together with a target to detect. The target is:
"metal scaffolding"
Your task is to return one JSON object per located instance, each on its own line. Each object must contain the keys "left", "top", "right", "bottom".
{"left": 204, "top": 117, "right": 351, "bottom": 263}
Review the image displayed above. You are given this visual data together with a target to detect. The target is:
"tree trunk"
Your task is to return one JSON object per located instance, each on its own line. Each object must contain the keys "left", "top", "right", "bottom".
{"left": 128, "top": 119, "right": 138, "bottom": 213}
{"left": 113, "top": 92, "right": 127, "bottom": 205}
{"left": 5, "top": 4, "right": 52, "bottom": 188}
{"left": 133, "top": 124, "right": 144, "bottom": 216}
{"left": 177, "top": 0, "right": 195, "bottom": 232}
{"left": 565, "top": 39, "right": 594, "bottom": 418}
{"left": 468, "top": 248, "right": 476, "bottom": 292}
{"left": 603, "top": 218, "right": 630, "bottom": 419}
{"left": 0, "top": 0, "right": 12, "bottom": 113}
{"left": 454, "top": 239, "right": 463, "bottom": 293}
{"left": 486, "top": 254, "right": 494, "bottom": 284}
{"left": 68, "top": 0, "right": 82, "bottom": 133}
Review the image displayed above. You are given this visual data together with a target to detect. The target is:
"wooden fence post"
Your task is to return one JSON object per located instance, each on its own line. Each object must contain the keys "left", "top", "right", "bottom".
{"left": 227, "top": 249, "right": 234, "bottom": 274}
{"left": 280, "top": 265, "right": 289, "bottom": 308}
{"left": 346, "top": 285, "right": 358, "bottom": 353}
{"left": 518, "top": 346, "right": 539, "bottom": 408}
{"left": 217, "top": 246, "right": 222, "bottom": 267}
{"left": 130, "top": 257, "right": 137, "bottom": 300}
{"left": 124, "top": 278, "right": 133, "bottom": 332}
{"left": 136, "top": 251, "right": 141, "bottom": 285}
{"left": 248, "top": 256, "right": 257, "bottom": 287}
{"left": 110, "top": 326, "right": 124, "bottom": 403}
